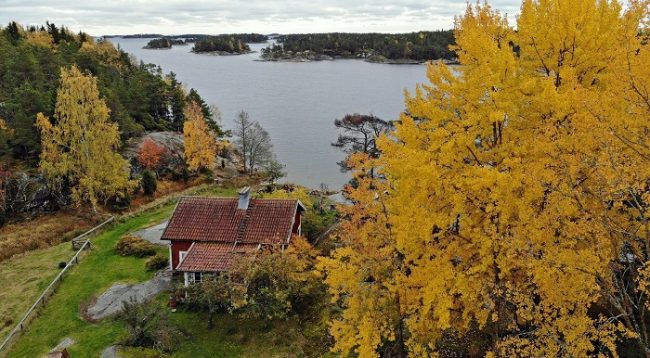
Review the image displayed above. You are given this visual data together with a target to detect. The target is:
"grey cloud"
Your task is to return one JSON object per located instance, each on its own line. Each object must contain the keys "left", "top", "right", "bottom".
{"left": 0, "top": 0, "right": 522, "bottom": 34}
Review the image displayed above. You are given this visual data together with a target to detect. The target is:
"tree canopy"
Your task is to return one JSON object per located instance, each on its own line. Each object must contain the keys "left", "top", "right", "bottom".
{"left": 320, "top": 0, "right": 650, "bottom": 356}
{"left": 232, "top": 111, "right": 275, "bottom": 174}
{"left": 36, "top": 65, "right": 136, "bottom": 211}
{"left": 192, "top": 35, "right": 255, "bottom": 54}
{"left": 183, "top": 101, "right": 219, "bottom": 171}
{"left": 0, "top": 22, "right": 217, "bottom": 160}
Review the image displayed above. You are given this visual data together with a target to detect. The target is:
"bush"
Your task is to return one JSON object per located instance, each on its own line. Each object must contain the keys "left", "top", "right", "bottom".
{"left": 146, "top": 255, "right": 169, "bottom": 271}
{"left": 119, "top": 298, "right": 182, "bottom": 353}
{"left": 142, "top": 170, "right": 157, "bottom": 196}
{"left": 108, "top": 191, "right": 132, "bottom": 212}
{"left": 115, "top": 236, "right": 156, "bottom": 257}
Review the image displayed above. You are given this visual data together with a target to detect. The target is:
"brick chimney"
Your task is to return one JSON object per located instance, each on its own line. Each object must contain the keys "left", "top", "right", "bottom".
{"left": 238, "top": 186, "right": 251, "bottom": 210}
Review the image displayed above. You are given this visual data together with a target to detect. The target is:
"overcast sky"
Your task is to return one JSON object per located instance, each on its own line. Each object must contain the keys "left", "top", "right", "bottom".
{"left": 0, "top": 0, "right": 521, "bottom": 35}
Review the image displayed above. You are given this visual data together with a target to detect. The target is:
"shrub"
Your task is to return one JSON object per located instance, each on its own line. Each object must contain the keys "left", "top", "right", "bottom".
{"left": 119, "top": 298, "right": 182, "bottom": 353}
{"left": 146, "top": 255, "right": 169, "bottom": 271}
{"left": 142, "top": 170, "right": 157, "bottom": 196}
{"left": 115, "top": 236, "right": 156, "bottom": 257}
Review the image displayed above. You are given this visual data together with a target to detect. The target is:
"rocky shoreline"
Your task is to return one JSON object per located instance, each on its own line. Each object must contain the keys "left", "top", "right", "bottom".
{"left": 258, "top": 52, "right": 459, "bottom": 65}
{"left": 192, "top": 50, "right": 255, "bottom": 56}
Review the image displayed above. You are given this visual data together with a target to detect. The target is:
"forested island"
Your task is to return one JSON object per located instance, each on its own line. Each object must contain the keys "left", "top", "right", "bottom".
{"left": 143, "top": 37, "right": 186, "bottom": 49}
{"left": 192, "top": 33, "right": 268, "bottom": 54}
{"left": 260, "top": 31, "right": 455, "bottom": 63}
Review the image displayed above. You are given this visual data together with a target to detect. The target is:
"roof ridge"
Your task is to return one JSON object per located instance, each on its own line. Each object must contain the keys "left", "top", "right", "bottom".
{"left": 235, "top": 200, "right": 255, "bottom": 242}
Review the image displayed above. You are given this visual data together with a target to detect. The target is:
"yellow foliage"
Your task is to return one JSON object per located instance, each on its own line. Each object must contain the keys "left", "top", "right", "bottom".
{"left": 79, "top": 40, "right": 124, "bottom": 70}
{"left": 259, "top": 187, "right": 313, "bottom": 208}
{"left": 183, "top": 101, "right": 219, "bottom": 171}
{"left": 36, "top": 65, "right": 136, "bottom": 210}
{"left": 321, "top": 0, "right": 650, "bottom": 356}
{"left": 24, "top": 30, "right": 54, "bottom": 49}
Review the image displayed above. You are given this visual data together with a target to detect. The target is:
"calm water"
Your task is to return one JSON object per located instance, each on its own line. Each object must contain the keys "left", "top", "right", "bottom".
{"left": 111, "top": 38, "right": 427, "bottom": 191}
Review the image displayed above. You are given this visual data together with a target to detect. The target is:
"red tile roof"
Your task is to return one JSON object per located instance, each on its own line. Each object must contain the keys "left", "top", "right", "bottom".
{"left": 176, "top": 242, "right": 259, "bottom": 272}
{"left": 162, "top": 196, "right": 302, "bottom": 245}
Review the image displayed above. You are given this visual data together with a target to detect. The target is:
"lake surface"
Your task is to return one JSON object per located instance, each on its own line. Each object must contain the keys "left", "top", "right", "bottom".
{"left": 111, "top": 38, "right": 428, "bottom": 191}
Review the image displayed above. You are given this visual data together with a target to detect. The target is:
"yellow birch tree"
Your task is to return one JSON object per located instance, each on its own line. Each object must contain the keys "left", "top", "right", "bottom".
{"left": 36, "top": 65, "right": 135, "bottom": 211}
{"left": 183, "top": 101, "right": 218, "bottom": 171}
{"left": 321, "top": 0, "right": 650, "bottom": 356}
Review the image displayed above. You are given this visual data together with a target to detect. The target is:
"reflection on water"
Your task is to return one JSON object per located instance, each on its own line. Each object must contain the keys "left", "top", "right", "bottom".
{"left": 110, "top": 38, "right": 427, "bottom": 191}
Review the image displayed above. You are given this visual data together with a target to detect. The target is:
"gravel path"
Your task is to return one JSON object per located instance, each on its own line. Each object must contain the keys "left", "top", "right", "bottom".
{"left": 132, "top": 221, "right": 168, "bottom": 246}
{"left": 86, "top": 270, "right": 171, "bottom": 321}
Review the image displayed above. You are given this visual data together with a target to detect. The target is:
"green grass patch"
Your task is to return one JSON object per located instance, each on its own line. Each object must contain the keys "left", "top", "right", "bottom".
{"left": 0, "top": 242, "right": 73, "bottom": 339}
{"left": 6, "top": 204, "right": 174, "bottom": 357}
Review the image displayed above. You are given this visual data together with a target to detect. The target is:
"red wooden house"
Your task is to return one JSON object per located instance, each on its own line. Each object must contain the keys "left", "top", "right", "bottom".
{"left": 161, "top": 187, "right": 305, "bottom": 285}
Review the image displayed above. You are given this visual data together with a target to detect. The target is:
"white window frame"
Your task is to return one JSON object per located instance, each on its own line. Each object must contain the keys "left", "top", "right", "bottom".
{"left": 178, "top": 250, "right": 188, "bottom": 268}
{"left": 184, "top": 272, "right": 203, "bottom": 286}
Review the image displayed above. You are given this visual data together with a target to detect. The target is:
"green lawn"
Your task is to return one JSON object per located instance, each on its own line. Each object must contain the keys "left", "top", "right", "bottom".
{"left": 0, "top": 240, "right": 73, "bottom": 339}
{"left": 6, "top": 203, "right": 174, "bottom": 357}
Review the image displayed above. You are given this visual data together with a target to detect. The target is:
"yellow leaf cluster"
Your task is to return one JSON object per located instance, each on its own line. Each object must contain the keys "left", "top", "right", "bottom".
{"left": 36, "top": 65, "right": 136, "bottom": 210}
{"left": 321, "top": 0, "right": 650, "bottom": 356}
{"left": 183, "top": 101, "right": 219, "bottom": 171}
{"left": 24, "top": 30, "right": 54, "bottom": 49}
{"left": 79, "top": 40, "right": 124, "bottom": 71}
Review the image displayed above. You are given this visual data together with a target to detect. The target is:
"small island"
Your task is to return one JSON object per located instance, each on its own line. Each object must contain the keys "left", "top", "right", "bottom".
{"left": 260, "top": 31, "right": 456, "bottom": 64}
{"left": 143, "top": 37, "right": 186, "bottom": 49}
{"left": 192, "top": 33, "right": 268, "bottom": 55}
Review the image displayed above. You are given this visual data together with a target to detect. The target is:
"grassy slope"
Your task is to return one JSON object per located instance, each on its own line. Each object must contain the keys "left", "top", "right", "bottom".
{"left": 0, "top": 242, "right": 72, "bottom": 339}
{"left": 5, "top": 186, "right": 315, "bottom": 357}
{"left": 7, "top": 204, "right": 174, "bottom": 357}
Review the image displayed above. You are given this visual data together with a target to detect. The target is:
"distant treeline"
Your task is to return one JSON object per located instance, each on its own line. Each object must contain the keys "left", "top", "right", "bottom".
{"left": 115, "top": 33, "right": 269, "bottom": 43}
{"left": 0, "top": 21, "right": 216, "bottom": 160}
{"left": 263, "top": 31, "right": 455, "bottom": 61}
{"left": 192, "top": 34, "right": 269, "bottom": 53}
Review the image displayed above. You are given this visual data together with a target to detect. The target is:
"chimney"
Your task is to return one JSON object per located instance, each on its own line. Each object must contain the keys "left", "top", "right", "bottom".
{"left": 238, "top": 186, "right": 251, "bottom": 210}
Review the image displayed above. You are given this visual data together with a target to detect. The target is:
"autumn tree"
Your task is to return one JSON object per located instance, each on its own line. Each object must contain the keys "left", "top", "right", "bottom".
{"left": 232, "top": 111, "right": 275, "bottom": 174}
{"left": 181, "top": 275, "right": 234, "bottom": 329}
{"left": 36, "top": 65, "right": 136, "bottom": 211}
{"left": 138, "top": 138, "right": 167, "bottom": 172}
{"left": 183, "top": 101, "right": 218, "bottom": 171}
{"left": 320, "top": 1, "right": 650, "bottom": 357}
{"left": 232, "top": 236, "right": 326, "bottom": 322}
{"left": 332, "top": 113, "right": 391, "bottom": 174}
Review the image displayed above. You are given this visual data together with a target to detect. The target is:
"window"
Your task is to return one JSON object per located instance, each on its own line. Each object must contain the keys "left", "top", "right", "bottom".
{"left": 179, "top": 251, "right": 187, "bottom": 266}
{"left": 184, "top": 272, "right": 203, "bottom": 286}
{"left": 191, "top": 272, "right": 203, "bottom": 283}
